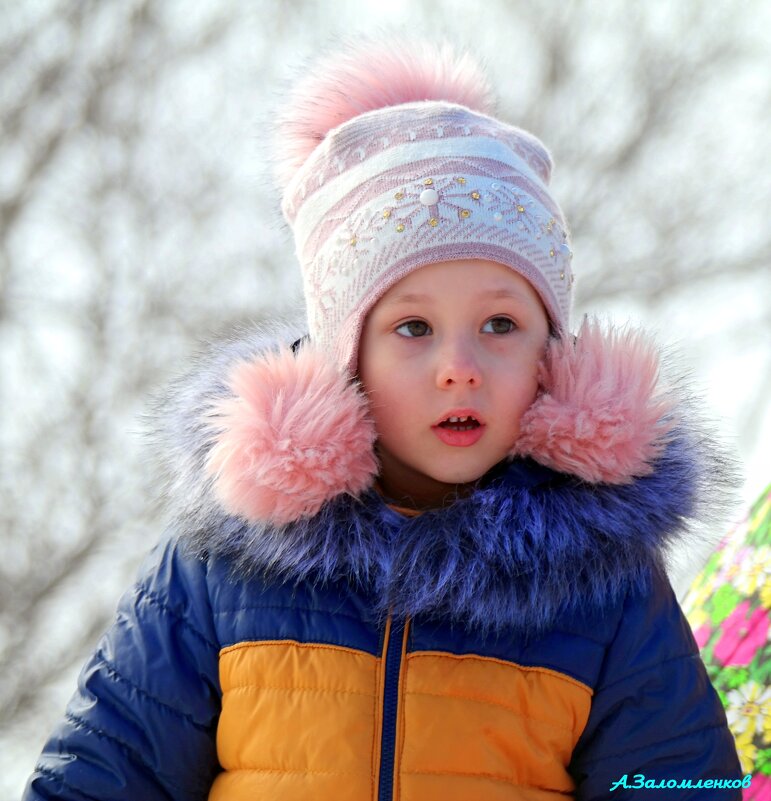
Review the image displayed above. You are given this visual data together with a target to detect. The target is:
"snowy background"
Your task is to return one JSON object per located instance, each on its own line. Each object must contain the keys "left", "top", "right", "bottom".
{"left": 2, "top": 1, "right": 770, "bottom": 797}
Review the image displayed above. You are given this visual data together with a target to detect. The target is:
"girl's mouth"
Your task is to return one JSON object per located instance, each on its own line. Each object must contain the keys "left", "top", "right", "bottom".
{"left": 433, "top": 417, "right": 485, "bottom": 447}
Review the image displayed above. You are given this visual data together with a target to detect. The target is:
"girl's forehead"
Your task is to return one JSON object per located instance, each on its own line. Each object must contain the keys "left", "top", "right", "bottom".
{"left": 376, "top": 259, "right": 541, "bottom": 305}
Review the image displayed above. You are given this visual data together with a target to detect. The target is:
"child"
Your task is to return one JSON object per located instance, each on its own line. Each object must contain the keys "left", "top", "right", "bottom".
{"left": 24, "top": 36, "right": 744, "bottom": 800}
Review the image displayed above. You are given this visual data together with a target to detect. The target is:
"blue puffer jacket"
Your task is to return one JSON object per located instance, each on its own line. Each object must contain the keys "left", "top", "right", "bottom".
{"left": 24, "top": 320, "right": 743, "bottom": 801}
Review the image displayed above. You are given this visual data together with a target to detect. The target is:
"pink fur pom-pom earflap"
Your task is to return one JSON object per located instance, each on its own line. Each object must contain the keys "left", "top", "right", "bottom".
{"left": 200, "top": 318, "right": 677, "bottom": 526}
{"left": 201, "top": 341, "right": 378, "bottom": 525}
{"left": 514, "top": 317, "right": 676, "bottom": 483}
{"left": 273, "top": 35, "right": 496, "bottom": 192}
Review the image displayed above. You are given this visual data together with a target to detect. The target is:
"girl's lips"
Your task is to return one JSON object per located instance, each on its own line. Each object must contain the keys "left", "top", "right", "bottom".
{"left": 432, "top": 423, "right": 486, "bottom": 447}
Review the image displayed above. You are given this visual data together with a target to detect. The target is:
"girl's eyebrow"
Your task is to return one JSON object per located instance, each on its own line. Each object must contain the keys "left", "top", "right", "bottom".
{"left": 383, "top": 287, "right": 524, "bottom": 306}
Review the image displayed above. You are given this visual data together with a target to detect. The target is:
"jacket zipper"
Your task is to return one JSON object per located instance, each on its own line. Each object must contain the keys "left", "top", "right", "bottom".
{"left": 378, "top": 614, "right": 409, "bottom": 801}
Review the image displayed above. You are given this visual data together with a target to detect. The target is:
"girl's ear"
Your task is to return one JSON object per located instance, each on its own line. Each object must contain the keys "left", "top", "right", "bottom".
{"left": 200, "top": 340, "right": 379, "bottom": 525}
{"left": 512, "top": 317, "right": 675, "bottom": 484}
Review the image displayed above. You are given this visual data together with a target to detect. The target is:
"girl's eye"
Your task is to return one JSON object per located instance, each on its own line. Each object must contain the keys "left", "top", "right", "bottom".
{"left": 395, "top": 320, "right": 431, "bottom": 337}
{"left": 483, "top": 317, "right": 516, "bottom": 334}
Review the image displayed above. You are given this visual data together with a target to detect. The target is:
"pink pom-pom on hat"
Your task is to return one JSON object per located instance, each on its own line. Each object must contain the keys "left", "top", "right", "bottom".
{"left": 273, "top": 35, "right": 497, "bottom": 193}
{"left": 201, "top": 341, "right": 378, "bottom": 525}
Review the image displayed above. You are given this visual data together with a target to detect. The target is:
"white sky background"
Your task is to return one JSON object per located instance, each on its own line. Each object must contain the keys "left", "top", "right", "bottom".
{"left": 2, "top": 1, "right": 770, "bottom": 796}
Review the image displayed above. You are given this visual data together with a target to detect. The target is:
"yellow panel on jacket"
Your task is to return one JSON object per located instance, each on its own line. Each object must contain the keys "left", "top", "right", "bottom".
{"left": 209, "top": 633, "right": 592, "bottom": 800}
{"left": 398, "top": 651, "right": 592, "bottom": 800}
{"left": 211, "top": 639, "right": 381, "bottom": 801}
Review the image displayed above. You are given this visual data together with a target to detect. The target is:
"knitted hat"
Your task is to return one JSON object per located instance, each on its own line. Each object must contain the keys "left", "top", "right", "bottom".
{"left": 273, "top": 36, "right": 574, "bottom": 376}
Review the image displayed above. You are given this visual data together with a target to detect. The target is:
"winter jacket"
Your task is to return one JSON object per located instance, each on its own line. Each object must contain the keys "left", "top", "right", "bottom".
{"left": 24, "top": 317, "right": 743, "bottom": 801}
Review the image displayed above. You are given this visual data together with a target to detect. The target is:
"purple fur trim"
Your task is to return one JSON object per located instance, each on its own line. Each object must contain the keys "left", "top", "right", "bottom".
{"left": 142, "top": 315, "right": 739, "bottom": 634}
{"left": 182, "top": 421, "right": 733, "bottom": 635}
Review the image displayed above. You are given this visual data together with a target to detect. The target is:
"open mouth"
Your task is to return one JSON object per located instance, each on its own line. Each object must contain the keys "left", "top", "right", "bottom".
{"left": 437, "top": 415, "right": 481, "bottom": 432}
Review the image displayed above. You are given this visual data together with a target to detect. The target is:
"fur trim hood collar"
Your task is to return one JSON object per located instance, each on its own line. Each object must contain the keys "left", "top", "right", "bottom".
{"left": 143, "top": 314, "right": 734, "bottom": 634}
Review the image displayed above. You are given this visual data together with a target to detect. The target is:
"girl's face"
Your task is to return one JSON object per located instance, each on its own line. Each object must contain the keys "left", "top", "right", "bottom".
{"left": 357, "top": 259, "right": 550, "bottom": 510}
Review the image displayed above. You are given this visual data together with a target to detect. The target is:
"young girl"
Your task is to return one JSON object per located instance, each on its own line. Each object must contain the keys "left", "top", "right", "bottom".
{"left": 24, "top": 36, "right": 744, "bottom": 800}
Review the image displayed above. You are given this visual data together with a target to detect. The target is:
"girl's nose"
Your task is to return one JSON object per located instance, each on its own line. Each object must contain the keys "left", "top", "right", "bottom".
{"left": 435, "top": 341, "right": 483, "bottom": 388}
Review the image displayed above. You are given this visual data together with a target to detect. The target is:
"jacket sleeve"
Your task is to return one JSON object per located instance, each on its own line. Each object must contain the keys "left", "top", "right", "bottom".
{"left": 23, "top": 535, "right": 222, "bottom": 801}
{"left": 568, "top": 563, "right": 744, "bottom": 801}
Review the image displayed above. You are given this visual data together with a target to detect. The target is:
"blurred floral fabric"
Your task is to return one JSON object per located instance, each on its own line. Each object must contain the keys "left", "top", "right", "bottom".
{"left": 683, "top": 484, "right": 771, "bottom": 800}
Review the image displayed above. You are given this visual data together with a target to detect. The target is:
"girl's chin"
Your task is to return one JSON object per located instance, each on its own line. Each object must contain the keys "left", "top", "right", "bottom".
{"left": 428, "top": 457, "right": 503, "bottom": 485}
